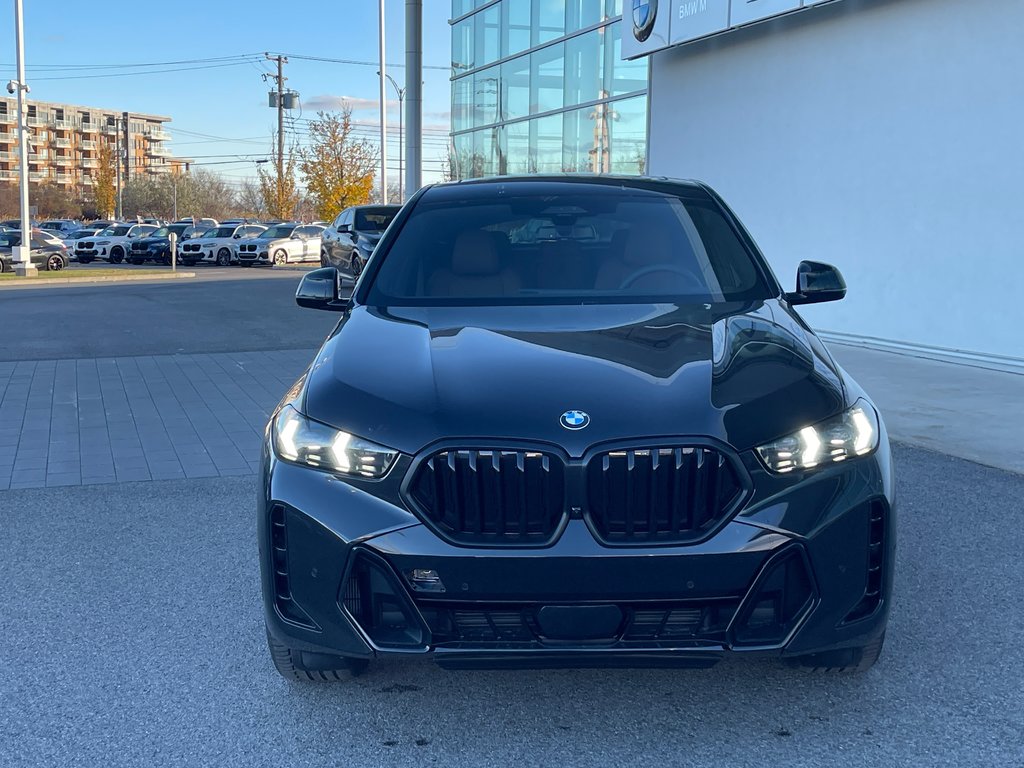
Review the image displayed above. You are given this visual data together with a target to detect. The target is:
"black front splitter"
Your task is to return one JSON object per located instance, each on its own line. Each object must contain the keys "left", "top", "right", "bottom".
{"left": 433, "top": 648, "right": 725, "bottom": 671}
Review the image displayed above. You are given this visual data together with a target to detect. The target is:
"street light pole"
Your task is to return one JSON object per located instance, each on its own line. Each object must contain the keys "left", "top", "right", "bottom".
{"left": 11, "top": 0, "right": 36, "bottom": 276}
{"left": 405, "top": 0, "right": 422, "bottom": 197}
{"left": 378, "top": 0, "right": 388, "bottom": 204}
{"left": 379, "top": 72, "right": 406, "bottom": 202}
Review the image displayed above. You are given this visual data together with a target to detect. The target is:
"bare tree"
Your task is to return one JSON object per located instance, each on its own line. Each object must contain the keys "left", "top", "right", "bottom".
{"left": 258, "top": 145, "right": 301, "bottom": 220}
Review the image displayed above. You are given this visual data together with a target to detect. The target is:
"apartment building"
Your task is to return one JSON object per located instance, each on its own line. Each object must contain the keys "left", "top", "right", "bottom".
{"left": 0, "top": 98, "right": 182, "bottom": 192}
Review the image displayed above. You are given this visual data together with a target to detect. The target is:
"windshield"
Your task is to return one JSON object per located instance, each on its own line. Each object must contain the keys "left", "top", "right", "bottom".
{"left": 0, "top": 232, "right": 20, "bottom": 248}
{"left": 100, "top": 227, "right": 130, "bottom": 237}
{"left": 41, "top": 221, "right": 67, "bottom": 229}
{"left": 208, "top": 227, "right": 235, "bottom": 238}
{"left": 366, "top": 188, "right": 772, "bottom": 306}
{"left": 355, "top": 207, "right": 399, "bottom": 232}
{"left": 167, "top": 225, "right": 189, "bottom": 237}
{"left": 261, "top": 226, "right": 296, "bottom": 239}
{"left": 150, "top": 227, "right": 170, "bottom": 237}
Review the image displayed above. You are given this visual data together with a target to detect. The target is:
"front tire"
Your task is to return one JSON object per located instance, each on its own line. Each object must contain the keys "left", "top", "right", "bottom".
{"left": 216, "top": 247, "right": 232, "bottom": 266}
{"left": 265, "top": 629, "right": 368, "bottom": 682}
{"left": 273, "top": 250, "right": 288, "bottom": 266}
{"left": 110, "top": 246, "right": 124, "bottom": 264}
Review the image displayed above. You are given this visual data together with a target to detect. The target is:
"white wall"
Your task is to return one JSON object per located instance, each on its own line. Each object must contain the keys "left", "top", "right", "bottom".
{"left": 648, "top": 0, "right": 1024, "bottom": 361}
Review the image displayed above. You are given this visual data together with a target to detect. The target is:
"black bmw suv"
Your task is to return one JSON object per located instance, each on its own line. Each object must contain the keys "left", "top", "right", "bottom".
{"left": 260, "top": 176, "right": 894, "bottom": 680}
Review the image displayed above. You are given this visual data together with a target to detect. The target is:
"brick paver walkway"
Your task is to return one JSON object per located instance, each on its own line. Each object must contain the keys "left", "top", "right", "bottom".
{"left": 0, "top": 350, "right": 315, "bottom": 489}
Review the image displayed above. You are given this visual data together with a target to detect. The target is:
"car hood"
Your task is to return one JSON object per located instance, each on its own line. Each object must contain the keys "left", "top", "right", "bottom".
{"left": 302, "top": 300, "right": 847, "bottom": 457}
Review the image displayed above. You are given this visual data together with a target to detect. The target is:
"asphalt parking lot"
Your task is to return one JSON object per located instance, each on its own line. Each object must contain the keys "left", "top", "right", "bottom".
{"left": 1, "top": 274, "right": 1022, "bottom": 767}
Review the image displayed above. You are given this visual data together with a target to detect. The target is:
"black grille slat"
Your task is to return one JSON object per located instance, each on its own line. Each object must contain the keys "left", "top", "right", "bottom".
{"left": 411, "top": 449, "right": 565, "bottom": 545}
{"left": 586, "top": 446, "right": 743, "bottom": 545}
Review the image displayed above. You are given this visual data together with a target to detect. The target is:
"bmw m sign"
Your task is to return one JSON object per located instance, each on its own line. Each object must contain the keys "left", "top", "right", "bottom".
{"left": 621, "top": 0, "right": 843, "bottom": 59}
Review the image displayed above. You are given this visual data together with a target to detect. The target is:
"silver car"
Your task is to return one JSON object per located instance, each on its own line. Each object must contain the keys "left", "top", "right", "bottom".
{"left": 235, "top": 224, "right": 325, "bottom": 266}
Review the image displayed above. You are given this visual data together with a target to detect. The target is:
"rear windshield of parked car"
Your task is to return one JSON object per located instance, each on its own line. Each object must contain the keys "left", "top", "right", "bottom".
{"left": 355, "top": 208, "right": 398, "bottom": 232}
{"left": 366, "top": 188, "right": 773, "bottom": 306}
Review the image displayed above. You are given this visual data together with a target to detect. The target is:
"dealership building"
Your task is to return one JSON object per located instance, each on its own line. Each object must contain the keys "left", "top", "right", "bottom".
{"left": 635, "top": 0, "right": 1022, "bottom": 366}
{"left": 450, "top": 0, "right": 1023, "bottom": 368}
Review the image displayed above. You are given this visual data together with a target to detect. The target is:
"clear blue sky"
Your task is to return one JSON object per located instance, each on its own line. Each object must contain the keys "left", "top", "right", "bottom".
{"left": 0, "top": 0, "right": 454, "bottom": 189}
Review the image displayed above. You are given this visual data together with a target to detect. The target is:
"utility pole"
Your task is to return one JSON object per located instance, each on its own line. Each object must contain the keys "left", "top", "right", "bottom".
{"left": 264, "top": 54, "right": 288, "bottom": 189}
{"left": 114, "top": 118, "right": 122, "bottom": 220}
{"left": 379, "top": 72, "right": 406, "bottom": 201}
{"left": 264, "top": 53, "right": 288, "bottom": 211}
{"left": 11, "top": 0, "right": 35, "bottom": 276}
{"left": 122, "top": 110, "right": 130, "bottom": 184}
{"left": 405, "top": 0, "right": 422, "bottom": 197}
{"left": 378, "top": 0, "right": 388, "bottom": 204}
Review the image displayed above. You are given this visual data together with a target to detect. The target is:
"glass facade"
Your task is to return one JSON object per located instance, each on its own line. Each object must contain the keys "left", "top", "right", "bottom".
{"left": 450, "top": 0, "right": 648, "bottom": 179}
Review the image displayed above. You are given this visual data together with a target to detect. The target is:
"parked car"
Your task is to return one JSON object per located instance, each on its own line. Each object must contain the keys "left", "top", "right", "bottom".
{"left": 75, "top": 223, "right": 159, "bottom": 264}
{"left": 63, "top": 227, "right": 102, "bottom": 259}
{"left": 236, "top": 224, "right": 325, "bottom": 267}
{"left": 320, "top": 204, "right": 400, "bottom": 276}
{"left": 39, "top": 219, "right": 80, "bottom": 236}
{"left": 175, "top": 217, "right": 219, "bottom": 229}
{"left": 0, "top": 219, "right": 39, "bottom": 230}
{"left": 177, "top": 223, "right": 266, "bottom": 266}
{"left": 127, "top": 223, "right": 194, "bottom": 264}
{"left": 0, "top": 230, "right": 70, "bottom": 272}
{"left": 261, "top": 175, "right": 894, "bottom": 680}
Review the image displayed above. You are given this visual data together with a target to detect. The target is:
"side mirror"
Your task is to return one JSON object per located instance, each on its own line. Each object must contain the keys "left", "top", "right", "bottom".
{"left": 337, "top": 224, "right": 351, "bottom": 234}
{"left": 233, "top": 234, "right": 241, "bottom": 239}
{"left": 785, "top": 261, "right": 847, "bottom": 305}
{"left": 295, "top": 266, "right": 354, "bottom": 311}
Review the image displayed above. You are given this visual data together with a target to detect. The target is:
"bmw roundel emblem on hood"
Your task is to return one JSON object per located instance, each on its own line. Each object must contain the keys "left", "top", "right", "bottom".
{"left": 560, "top": 410, "right": 591, "bottom": 430}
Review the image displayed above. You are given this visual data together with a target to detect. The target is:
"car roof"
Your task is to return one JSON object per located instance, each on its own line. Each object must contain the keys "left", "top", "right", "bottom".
{"left": 424, "top": 174, "right": 709, "bottom": 200}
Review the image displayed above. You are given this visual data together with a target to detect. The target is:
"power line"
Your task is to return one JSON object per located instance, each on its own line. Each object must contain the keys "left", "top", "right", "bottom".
{"left": 269, "top": 52, "right": 449, "bottom": 71}
{"left": 23, "top": 60, "right": 262, "bottom": 82}
{"left": 16, "top": 53, "right": 265, "bottom": 71}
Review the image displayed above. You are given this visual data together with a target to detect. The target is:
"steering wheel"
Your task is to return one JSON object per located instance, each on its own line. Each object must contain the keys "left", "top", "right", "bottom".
{"left": 619, "top": 263, "right": 704, "bottom": 290}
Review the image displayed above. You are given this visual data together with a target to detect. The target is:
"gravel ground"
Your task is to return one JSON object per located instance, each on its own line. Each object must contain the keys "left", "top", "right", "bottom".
{"left": 1, "top": 443, "right": 1022, "bottom": 767}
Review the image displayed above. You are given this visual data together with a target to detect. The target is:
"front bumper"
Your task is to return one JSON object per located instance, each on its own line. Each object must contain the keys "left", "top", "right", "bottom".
{"left": 237, "top": 250, "right": 269, "bottom": 263}
{"left": 260, "top": 435, "right": 895, "bottom": 668}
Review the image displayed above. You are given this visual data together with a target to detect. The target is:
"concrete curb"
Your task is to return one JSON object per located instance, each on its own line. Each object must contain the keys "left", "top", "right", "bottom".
{"left": 0, "top": 272, "right": 197, "bottom": 290}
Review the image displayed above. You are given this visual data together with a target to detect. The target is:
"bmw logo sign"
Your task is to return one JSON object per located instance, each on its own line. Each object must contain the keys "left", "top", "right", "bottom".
{"left": 560, "top": 410, "right": 591, "bottom": 430}
{"left": 632, "top": 0, "right": 658, "bottom": 43}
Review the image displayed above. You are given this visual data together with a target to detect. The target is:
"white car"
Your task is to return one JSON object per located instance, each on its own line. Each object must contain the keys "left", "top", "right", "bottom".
{"left": 178, "top": 224, "right": 267, "bottom": 266}
{"left": 63, "top": 227, "right": 101, "bottom": 260}
{"left": 75, "top": 223, "right": 158, "bottom": 264}
{"left": 235, "top": 224, "right": 325, "bottom": 267}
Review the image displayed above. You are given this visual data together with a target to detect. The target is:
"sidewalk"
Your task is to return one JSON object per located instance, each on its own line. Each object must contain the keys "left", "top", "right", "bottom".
{"left": 829, "top": 344, "right": 1023, "bottom": 475}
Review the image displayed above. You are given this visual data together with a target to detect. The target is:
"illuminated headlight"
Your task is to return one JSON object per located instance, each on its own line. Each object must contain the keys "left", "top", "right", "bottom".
{"left": 272, "top": 404, "right": 397, "bottom": 478}
{"left": 756, "top": 400, "right": 879, "bottom": 474}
